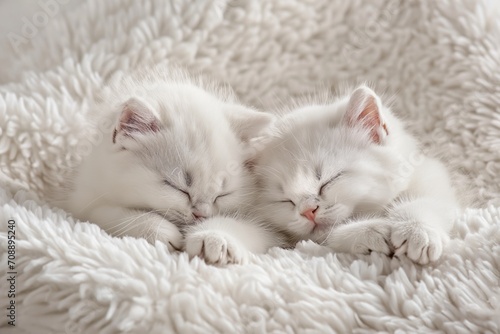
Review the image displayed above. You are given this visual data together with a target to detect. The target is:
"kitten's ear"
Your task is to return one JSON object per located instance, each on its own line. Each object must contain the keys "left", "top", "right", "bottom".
{"left": 113, "top": 97, "right": 160, "bottom": 143}
{"left": 343, "top": 86, "right": 389, "bottom": 144}
{"left": 224, "top": 105, "right": 276, "bottom": 154}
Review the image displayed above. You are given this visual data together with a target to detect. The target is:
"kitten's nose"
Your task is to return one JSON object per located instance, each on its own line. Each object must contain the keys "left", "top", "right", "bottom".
{"left": 192, "top": 211, "right": 206, "bottom": 220}
{"left": 301, "top": 206, "right": 319, "bottom": 222}
{"left": 192, "top": 203, "right": 211, "bottom": 220}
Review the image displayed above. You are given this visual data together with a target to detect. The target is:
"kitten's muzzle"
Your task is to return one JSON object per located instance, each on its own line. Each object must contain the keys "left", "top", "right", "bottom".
{"left": 301, "top": 206, "right": 319, "bottom": 223}
{"left": 192, "top": 212, "right": 206, "bottom": 220}
{"left": 191, "top": 202, "right": 211, "bottom": 220}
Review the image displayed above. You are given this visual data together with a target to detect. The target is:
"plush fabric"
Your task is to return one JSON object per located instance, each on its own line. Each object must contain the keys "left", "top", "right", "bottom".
{"left": 1, "top": 0, "right": 499, "bottom": 332}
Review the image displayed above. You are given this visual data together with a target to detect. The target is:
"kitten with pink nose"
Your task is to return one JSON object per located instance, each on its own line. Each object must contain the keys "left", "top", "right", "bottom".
{"left": 61, "top": 67, "right": 275, "bottom": 256}
{"left": 252, "top": 85, "right": 460, "bottom": 264}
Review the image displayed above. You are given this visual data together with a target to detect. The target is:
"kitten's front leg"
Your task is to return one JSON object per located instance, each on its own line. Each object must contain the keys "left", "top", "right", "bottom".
{"left": 325, "top": 219, "right": 393, "bottom": 256}
{"left": 88, "top": 205, "right": 183, "bottom": 251}
{"left": 185, "top": 216, "right": 276, "bottom": 265}
{"left": 388, "top": 158, "right": 458, "bottom": 264}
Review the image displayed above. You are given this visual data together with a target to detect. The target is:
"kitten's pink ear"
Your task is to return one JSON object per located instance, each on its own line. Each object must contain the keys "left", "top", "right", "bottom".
{"left": 343, "top": 86, "right": 389, "bottom": 144}
{"left": 113, "top": 98, "right": 160, "bottom": 143}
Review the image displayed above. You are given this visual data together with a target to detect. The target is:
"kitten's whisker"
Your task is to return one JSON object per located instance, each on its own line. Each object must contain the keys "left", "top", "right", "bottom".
{"left": 78, "top": 191, "right": 111, "bottom": 214}
{"left": 319, "top": 225, "right": 337, "bottom": 246}
{"left": 110, "top": 211, "right": 153, "bottom": 236}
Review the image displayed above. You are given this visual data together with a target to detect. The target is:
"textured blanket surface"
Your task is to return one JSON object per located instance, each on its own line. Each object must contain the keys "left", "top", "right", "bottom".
{"left": 1, "top": 0, "right": 500, "bottom": 333}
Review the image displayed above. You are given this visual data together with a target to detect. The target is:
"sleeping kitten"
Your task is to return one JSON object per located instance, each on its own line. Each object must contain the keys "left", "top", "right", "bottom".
{"left": 60, "top": 67, "right": 275, "bottom": 253}
{"left": 251, "top": 85, "right": 459, "bottom": 264}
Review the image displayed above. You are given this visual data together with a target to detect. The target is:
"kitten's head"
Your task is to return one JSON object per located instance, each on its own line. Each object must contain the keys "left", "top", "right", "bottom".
{"left": 253, "top": 86, "right": 415, "bottom": 242}
{"left": 108, "top": 80, "right": 274, "bottom": 226}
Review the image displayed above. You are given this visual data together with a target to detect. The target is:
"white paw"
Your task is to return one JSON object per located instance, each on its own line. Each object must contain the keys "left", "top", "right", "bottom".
{"left": 185, "top": 231, "right": 248, "bottom": 265}
{"left": 149, "top": 221, "right": 183, "bottom": 252}
{"left": 351, "top": 223, "right": 393, "bottom": 255}
{"left": 391, "top": 222, "right": 449, "bottom": 264}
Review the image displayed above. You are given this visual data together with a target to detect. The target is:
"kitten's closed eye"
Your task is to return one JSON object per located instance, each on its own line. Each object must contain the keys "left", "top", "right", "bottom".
{"left": 214, "top": 192, "right": 233, "bottom": 203}
{"left": 275, "top": 172, "right": 343, "bottom": 209}
{"left": 319, "top": 172, "right": 343, "bottom": 195}
{"left": 164, "top": 179, "right": 191, "bottom": 200}
{"left": 277, "top": 199, "right": 296, "bottom": 206}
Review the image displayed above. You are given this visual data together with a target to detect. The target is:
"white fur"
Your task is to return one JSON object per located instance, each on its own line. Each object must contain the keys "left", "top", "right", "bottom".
{"left": 253, "top": 86, "right": 460, "bottom": 264}
{"left": 60, "top": 67, "right": 274, "bottom": 252}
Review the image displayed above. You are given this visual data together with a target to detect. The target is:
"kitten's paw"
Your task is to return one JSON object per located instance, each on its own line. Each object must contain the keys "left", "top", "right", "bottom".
{"left": 151, "top": 222, "right": 183, "bottom": 252}
{"left": 391, "top": 222, "right": 449, "bottom": 264}
{"left": 185, "top": 231, "right": 248, "bottom": 265}
{"left": 352, "top": 224, "right": 393, "bottom": 256}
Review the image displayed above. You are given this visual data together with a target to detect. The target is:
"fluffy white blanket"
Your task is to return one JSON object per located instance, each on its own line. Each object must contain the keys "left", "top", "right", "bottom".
{"left": 1, "top": 0, "right": 500, "bottom": 332}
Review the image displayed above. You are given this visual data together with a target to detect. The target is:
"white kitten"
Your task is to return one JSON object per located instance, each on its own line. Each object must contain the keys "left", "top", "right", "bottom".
{"left": 253, "top": 85, "right": 460, "bottom": 264}
{"left": 60, "top": 67, "right": 275, "bottom": 256}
